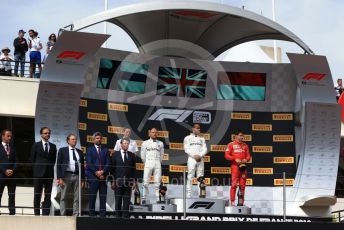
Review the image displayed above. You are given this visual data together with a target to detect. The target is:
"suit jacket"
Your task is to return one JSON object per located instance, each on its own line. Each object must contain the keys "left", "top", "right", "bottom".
{"left": 56, "top": 147, "right": 85, "bottom": 179}
{"left": 0, "top": 144, "right": 17, "bottom": 178}
{"left": 111, "top": 150, "right": 136, "bottom": 186}
{"left": 86, "top": 145, "right": 110, "bottom": 180}
{"left": 30, "top": 141, "right": 57, "bottom": 178}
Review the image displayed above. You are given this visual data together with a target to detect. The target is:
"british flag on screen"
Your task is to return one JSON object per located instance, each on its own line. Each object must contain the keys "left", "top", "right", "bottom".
{"left": 157, "top": 67, "right": 207, "bottom": 98}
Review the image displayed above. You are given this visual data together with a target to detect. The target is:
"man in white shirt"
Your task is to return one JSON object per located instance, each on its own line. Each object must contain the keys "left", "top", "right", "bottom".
{"left": 140, "top": 128, "right": 164, "bottom": 202}
{"left": 114, "top": 128, "right": 138, "bottom": 154}
{"left": 183, "top": 124, "right": 208, "bottom": 198}
{"left": 56, "top": 134, "right": 85, "bottom": 216}
{"left": 28, "top": 29, "right": 42, "bottom": 78}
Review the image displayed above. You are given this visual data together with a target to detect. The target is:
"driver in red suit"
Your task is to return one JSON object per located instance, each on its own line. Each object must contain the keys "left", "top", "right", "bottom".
{"left": 224, "top": 130, "right": 251, "bottom": 206}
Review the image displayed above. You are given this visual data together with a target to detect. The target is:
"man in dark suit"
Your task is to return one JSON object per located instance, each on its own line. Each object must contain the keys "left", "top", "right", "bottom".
{"left": 57, "top": 134, "right": 85, "bottom": 216}
{"left": 0, "top": 129, "right": 17, "bottom": 215}
{"left": 111, "top": 137, "right": 136, "bottom": 218}
{"left": 30, "top": 127, "right": 57, "bottom": 216}
{"left": 86, "top": 132, "right": 110, "bottom": 217}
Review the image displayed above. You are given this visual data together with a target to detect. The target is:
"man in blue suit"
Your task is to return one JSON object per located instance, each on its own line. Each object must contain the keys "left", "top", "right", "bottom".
{"left": 86, "top": 132, "right": 110, "bottom": 217}
{"left": 0, "top": 129, "right": 17, "bottom": 215}
{"left": 56, "top": 134, "right": 85, "bottom": 216}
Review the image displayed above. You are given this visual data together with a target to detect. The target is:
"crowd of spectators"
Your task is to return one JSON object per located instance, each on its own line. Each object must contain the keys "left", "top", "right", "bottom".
{"left": 0, "top": 29, "right": 57, "bottom": 78}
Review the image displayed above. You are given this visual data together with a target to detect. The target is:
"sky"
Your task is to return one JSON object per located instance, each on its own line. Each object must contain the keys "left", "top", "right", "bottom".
{"left": 0, "top": 0, "right": 343, "bottom": 81}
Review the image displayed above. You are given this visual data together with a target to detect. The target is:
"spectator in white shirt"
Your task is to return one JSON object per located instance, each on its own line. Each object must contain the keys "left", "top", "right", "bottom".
{"left": 0, "top": 47, "right": 14, "bottom": 76}
{"left": 28, "top": 29, "right": 42, "bottom": 78}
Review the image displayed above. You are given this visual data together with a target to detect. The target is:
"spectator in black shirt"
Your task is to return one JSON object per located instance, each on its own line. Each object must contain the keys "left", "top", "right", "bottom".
{"left": 13, "top": 29, "right": 28, "bottom": 77}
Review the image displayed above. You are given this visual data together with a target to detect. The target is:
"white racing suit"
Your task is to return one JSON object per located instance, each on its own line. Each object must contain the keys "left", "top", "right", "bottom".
{"left": 183, "top": 134, "right": 207, "bottom": 198}
{"left": 141, "top": 138, "right": 164, "bottom": 201}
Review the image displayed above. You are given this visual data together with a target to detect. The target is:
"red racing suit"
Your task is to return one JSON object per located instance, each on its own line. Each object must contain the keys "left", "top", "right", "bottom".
{"left": 224, "top": 140, "right": 251, "bottom": 203}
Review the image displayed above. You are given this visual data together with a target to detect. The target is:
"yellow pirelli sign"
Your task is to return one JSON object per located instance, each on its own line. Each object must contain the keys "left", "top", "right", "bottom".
{"left": 246, "top": 178, "right": 253, "bottom": 186}
{"left": 253, "top": 168, "right": 273, "bottom": 175}
{"left": 136, "top": 140, "right": 143, "bottom": 148}
{"left": 107, "top": 126, "right": 124, "bottom": 134}
{"left": 192, "top": 178, "right": 210, "bottom": 185}
{"left": 136, "top": 163, "right": 144, "bottom": 171}
{"left": 210, "top": 145, "right": 227, "bottom": 152}
{"left": 274, "top": 179, "right": 294, "bottom": 186}
{"left": 163, "top": 153, "right": 169, "bottom": 161}
{"left": 231, "top": 113, "right": 252, "bottom": 120}
{"left": 79, "top": 122, "right": 87, "bottom": 131}
{"left": 273, "top": 135, "right": 294, "bottom": 142}
{"left": 231, "top": 134, "right": 252, "bottom": 142}
{"left": 252, "top": 146, "right": 273, "bottom": 153}
{"left": 81, "top": 146, "right": 86, "bottom": 154}
{"left": 211, "top": 167, "right": 231, "bottom": 174}
{"left": 150, "top": 176, "right": 169, "bottom": 184}
{"left": 199, "top": 133, "right": 210, "bottom": 141}
{"left": 203, "top": 155, "right": 210, "bottom": 163}
{"left": 272, "top": 114, "right": 293, "bottom": 120}
{"left": 87, "top": 135, "right": 107, "bottom": 145}
{"left": 252, "top": 124, "right": 272, "bottom": 131}
{"left": 273, "top": 157, "right": 294, "bottom": 164}
{"left": 157, "top": 131, "right": 169, "bottom": 138}
{"left": 169, "top": 143, "right": 184, "bottom": 150}
{"left": 87, "top": 112, "right": 108, "bottom": 121}
{"left": 80, "top": 99, "right": 88, "bottom": 107}
{"left": 169, "top": 165, "right": 187, "bottom": 172}
{"left": 108, "top": 103, "right": 128, "bottom": 112}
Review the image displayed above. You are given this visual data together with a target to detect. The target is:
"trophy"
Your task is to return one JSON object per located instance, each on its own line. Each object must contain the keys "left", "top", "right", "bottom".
{"left": 134, "top": 186, "right": 141, "bottom": 205}
{"left": 158, "top": 182, "right": 167, "bottom": 203}
{"left": 197, "top": 176, "right": 206, "bottom": 198}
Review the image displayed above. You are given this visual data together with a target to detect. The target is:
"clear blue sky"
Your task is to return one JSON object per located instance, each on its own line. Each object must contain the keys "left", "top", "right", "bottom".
{"left": 1, "top": 0, "right": 343, "bottom": 80}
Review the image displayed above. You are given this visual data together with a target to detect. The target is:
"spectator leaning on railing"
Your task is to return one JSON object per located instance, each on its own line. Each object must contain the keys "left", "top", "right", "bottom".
{"left": 13, "top": 29, "right": 28, "bottom": 77}
{"left": 0, "top": 47, "right": 14, "bottom": 76}
{"left": 43, "top": 33, "right": 56, "bottom": 62}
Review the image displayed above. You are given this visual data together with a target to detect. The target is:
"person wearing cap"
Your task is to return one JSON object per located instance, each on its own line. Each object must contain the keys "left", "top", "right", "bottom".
{"left": 0, "top": 47, "right": 14, "bottom": 76}
{"left": 13, "top": 29, "right": 28, "bottom": 77}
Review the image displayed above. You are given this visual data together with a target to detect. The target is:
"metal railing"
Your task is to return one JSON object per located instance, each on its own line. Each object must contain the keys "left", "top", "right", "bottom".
{"left": 0, "top": 59, "right": 44, "bottom": 78}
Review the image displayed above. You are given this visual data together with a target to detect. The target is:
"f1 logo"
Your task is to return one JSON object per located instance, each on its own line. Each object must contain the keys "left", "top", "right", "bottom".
{"left": 148, "top": 109, "right": 193, "bottom": 122}
{"left": 188, "top": 202, "right": 215, "bottom": 209}
{"left": 57, "top": 51, "right": 86, "bottom": 60}
{"left": 303, "top": 73, "right": 326, "bottom": 81}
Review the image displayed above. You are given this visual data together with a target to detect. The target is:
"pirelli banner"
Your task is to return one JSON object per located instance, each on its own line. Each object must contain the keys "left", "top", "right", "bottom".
{"left": 79, "top": 98, "right": 296, "bottom": 187}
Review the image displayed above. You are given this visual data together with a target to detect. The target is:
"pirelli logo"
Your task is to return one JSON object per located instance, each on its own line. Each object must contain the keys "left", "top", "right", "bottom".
{"left": 246, "top": 178, "right": 253, "bottom": 186}
{"left": 80, "top": 99, "right": 88, "bottom": 107}
{"left": 203, "top": 155, "right": 210, "bottom": 163}
{"left": 169, "top": 165, "right": 187, "bottom": 172}
{"left": 253, "top": 168, "right": 273, "bottom": 175}
{"left": 199, "top": 133, "right": 210, "bottom": 141}
{"left": 136, "top": 163, "right": 144, "bottom": 171}
{"left": 211, "top": 167, "right": 231, "bottom": 174}
{"left": 231, "top": 134, "right": 252, "bottom": 142}
{"left": 210, "top": 145, "right": 227, "bottom": 152}
{"left": 81, "top": 146, "right": 86, "bottom": 154}
{"left": 108, "top": 103, "right": 128, "bottom": 112}
{"left": 252, "top": 124, "right": 272, "bottom": 131}
{"left": 192, "top": 178, "right": 210, "bottom": 185}
{"left": 273, "top": 135, "right": 293, "bottom": 142}
{"left": 163, "top": 153, "right": 169, "bottom": 161}
{"left": 274, "top": 179, "right": 294, "bottom": 186}
{"left": 87, "top": 112, "right": 108, "bottom": 121}
{"left": 272, "top": 114, "right": 293, "bottom": 120}
{"left": 87, "top": 135, "right": 107, "bottom": 145}
{"left": 252, "top": 146, "right": 273, "bottom": 153}
{"left": 157, "top": 131, "right": 169, "bottom": 138}
{"left": 273, "top": 157, "right": 294, "bottom": 164}
{"left": 169, "top": 143, "right": 184, "bottom": 150}
{"left": 231, "top": 112, "right": 252, "bottom": 120}
{"left": 150, "top": 176, "right": 169, "bottom": 184}
{"left": 136, "top": 140, "right": 143, "bottom": 148}
{"left": 79, "top": 122, "right": 87, "bottom": 130}
{"left": 108, "top": 126, "right": 124, "bottom": 134}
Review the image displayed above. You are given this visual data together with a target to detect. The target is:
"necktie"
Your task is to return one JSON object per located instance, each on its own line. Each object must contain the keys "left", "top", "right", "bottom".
{"left": 5, "top": 144, "right": 10, "bottom": 157}
{"left": 124, "top": 151, "right": 128, "bottom": 164}
{"left": 71, "top": 149, "right": 79, "bottom": 173}
{"left": 44, "top": 143, "right": 48, "bottom": 154}
{"left": 97, "top": 146, "right": 102, "bottom": 170}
